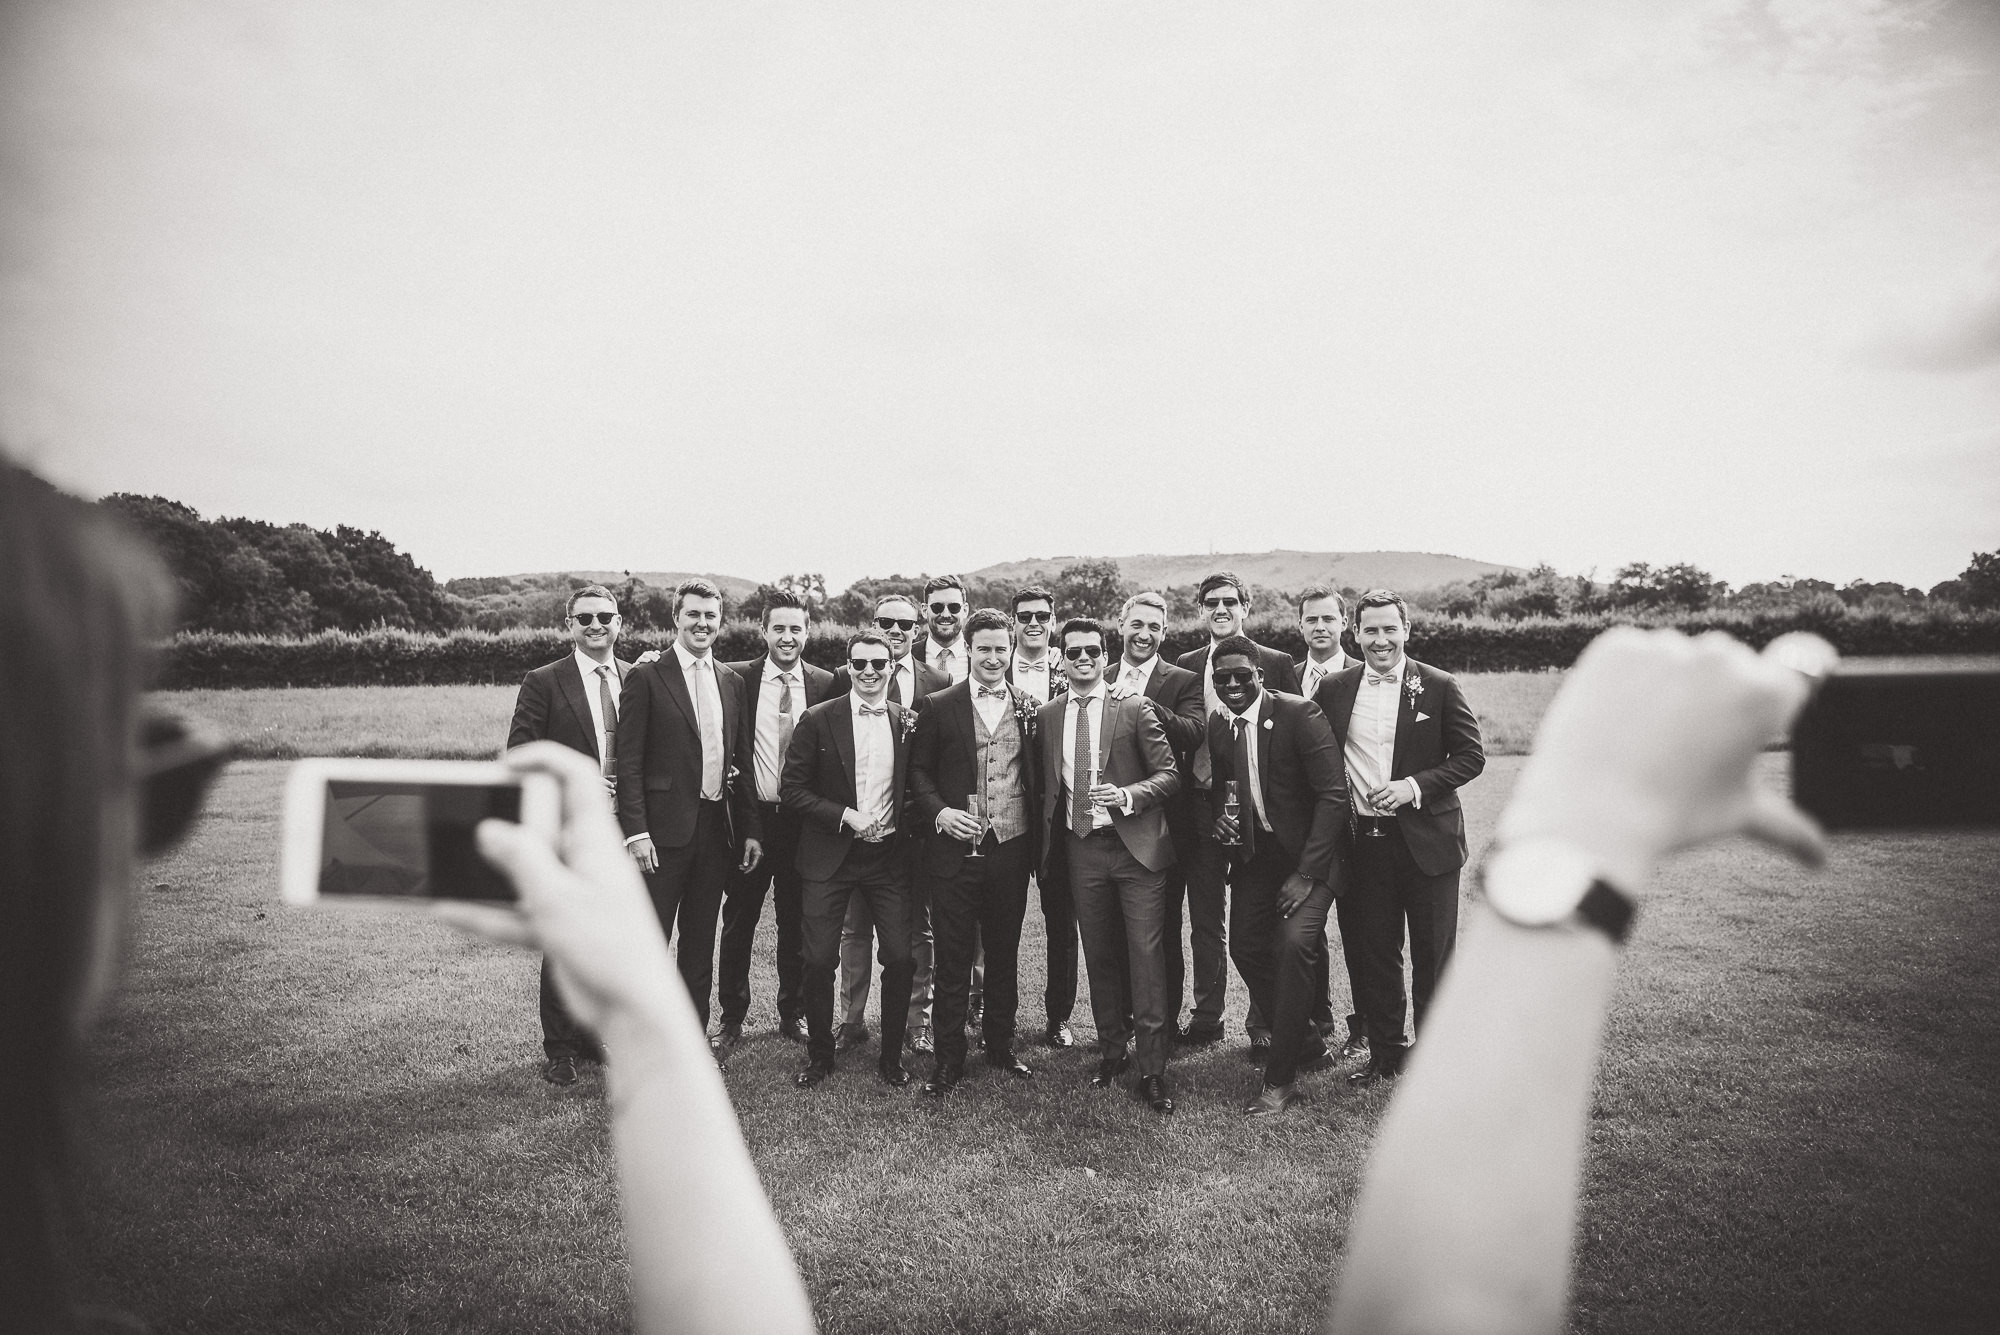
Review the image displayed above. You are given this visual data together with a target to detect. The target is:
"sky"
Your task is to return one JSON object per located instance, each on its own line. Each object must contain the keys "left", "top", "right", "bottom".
{"left": 1, "top": 0, "right": 1996, "bottom": 592}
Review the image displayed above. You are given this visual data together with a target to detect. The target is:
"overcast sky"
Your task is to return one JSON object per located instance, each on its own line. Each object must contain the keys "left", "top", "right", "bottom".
{"left": 2, "top": 0, "right": 1995, "bottom": 590}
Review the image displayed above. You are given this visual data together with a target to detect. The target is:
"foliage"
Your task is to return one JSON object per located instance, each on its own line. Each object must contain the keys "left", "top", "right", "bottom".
{"left": 1944, "top": 549, "right": 2000, "bottom": 609}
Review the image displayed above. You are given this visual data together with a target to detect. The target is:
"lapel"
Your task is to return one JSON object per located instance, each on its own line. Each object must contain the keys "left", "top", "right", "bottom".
{"left": 804, "top": 663, "right": 834, "bottom": 707}
{"left": 740, "top": 657, "right": 765, "bottom": 715}
{"left": 659, "top": 651, "right": 698, "bottom": 731}
{"left": 554, "top": 656, "right": 595, "bottom": 755}
{"left": 1096, "top": 691, "right": 1122, "bottom": 769}
{"left": 888, "top": 699, "right": 911, "bottom": 801}
{"left": 953, "top": 682, "right": 978, "bottom": 756}
{"left": 1254, "top": 694, "right": 1275, "bottom": 803}
{"left": 1391, "top": 660, "right": 1422, "bottom": 776}
{"left": 830, "top": 694, "right": 858, "bottom": 800}
{"left": 718, "top": 659, "right": 741, "bottom": 760}
{"left": 1330, "top": 670, "right": 1364, "bottom": 746}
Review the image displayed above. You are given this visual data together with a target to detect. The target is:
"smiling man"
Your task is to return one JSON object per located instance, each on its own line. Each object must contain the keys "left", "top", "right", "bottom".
{"left": 914, "top": 575, "right": 971, "bottom": 685}
{"left": 1005, "top": 585, "right": 1065, "bottom": 707}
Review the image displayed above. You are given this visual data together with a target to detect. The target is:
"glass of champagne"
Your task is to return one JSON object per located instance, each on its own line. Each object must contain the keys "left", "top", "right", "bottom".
{"left": 964, "top": 792, "right": 987, "bottom": 859}
{"left": 1221, "top": 780, "right": 1243, "bottom": 846}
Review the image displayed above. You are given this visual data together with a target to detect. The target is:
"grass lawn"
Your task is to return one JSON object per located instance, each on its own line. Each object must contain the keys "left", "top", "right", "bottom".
{"left": 73, "top": 755, "right": 1999, "bottom": 1333}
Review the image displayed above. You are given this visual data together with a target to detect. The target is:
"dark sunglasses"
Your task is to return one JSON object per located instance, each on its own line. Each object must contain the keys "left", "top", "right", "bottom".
{"left": 1062, "top": 644, "right": 1105, "bottom": 661}
{"left": 928, "top": 601, "right": 963, "bottom": 614}
{"left": 1015, "top": 610, "right": 1052, "bottom": 624}
{"left": 849, "top": 656, "right": 891, "bottom": 672}
{"left": 1201, "top": 595, "right": 1243, "bottom": 609}
{"left": 136, "top": 711, "right": 234, "bottom": 855}
{"left": 570, "top": 612, "right": 618, "bottom": 626}
{"left": 874, "top": 617, "right": 917, "bottom": 632}
{"left": 1212, "top": 668, "right": 1259, "bottom": 688}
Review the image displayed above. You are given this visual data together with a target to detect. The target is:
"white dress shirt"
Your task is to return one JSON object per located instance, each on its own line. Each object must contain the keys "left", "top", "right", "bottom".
{"left": 1060, "top": 685, "right": 1136, "bottom": 828}
{"left": 924, "top": 636, "right": 969, "bottom": 684}
{"left": 673, "top": 640, "right": 726, "bottom": 801}
{"left": 572, "top": 650, "right": 619, "bottom": 746}
{"left": 1111, "top": 652, "right": 1159, "bottom": 700}
{"left": 1299, "top": 649, "right": 1349, "bottom": 702}
{"left": 1221, "top": 692, "right": 1274, "bottom": 831}
{"left": 1011, "top": 651, "right": 1058, "bottom": 704}
{"left": 1344, "top": 655, "right": 1421, "bottom": 816}
{"left": 847, "top": 697, "right": 897, "bottom": 833}
{"left": 752, "top": 658, "right": 803, "bottom": 803}
{"left": 971, "top": 679, "right": 1011, "bottom": 734}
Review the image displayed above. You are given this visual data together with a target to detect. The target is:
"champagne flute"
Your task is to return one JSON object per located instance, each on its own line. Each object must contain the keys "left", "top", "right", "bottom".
{"left": 964, "top": 792, "right": 987, "bottom": 860}
{"left": 1221, "top": 779, "right": 1243, "bottom": 846}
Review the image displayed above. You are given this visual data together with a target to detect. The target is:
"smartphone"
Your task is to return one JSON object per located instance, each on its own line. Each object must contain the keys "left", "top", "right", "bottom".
{"left": 1791, "top": 661, "right": 2000, "bottom": 830}
{"left": 281, "top": 759, "right": 559, "bottom": 905}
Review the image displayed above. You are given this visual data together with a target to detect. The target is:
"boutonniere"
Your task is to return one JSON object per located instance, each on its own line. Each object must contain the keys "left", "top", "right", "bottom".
{"left": 897, "top": 706, "right": 919, "bottom": 743}
{"left": 1012, "top": 691, "right": 1039, "bottom": 741}
{"left": 1404, "top": 672, "right": 1425, "bottom": 711}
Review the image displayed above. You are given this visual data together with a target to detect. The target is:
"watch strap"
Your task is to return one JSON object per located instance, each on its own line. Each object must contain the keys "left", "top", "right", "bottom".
{"left": 1576, "top": 878, "right": 1636, "bottom": 946}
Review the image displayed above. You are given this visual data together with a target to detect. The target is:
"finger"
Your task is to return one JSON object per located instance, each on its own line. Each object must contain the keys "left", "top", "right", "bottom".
{"left": 1741, "top": 787, "right": 1828, "bottom": 868}
{"left": 433, "top": 899, "right": 539, "bottom": 948}
{"left": 503, "top": 742, "right": 626, "bottom": 839}
{"left": 476, "top": 818, "right": 572, "bottom": 909}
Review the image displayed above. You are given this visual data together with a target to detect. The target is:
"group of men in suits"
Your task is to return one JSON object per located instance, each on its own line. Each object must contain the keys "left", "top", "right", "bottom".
{"left": 505, "top": 569, "right": 1485, "bottom": 1115}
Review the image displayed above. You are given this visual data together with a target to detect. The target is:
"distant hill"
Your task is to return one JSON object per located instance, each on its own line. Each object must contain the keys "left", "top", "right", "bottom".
{"left": 461, "top": 570, "right": 764, "bottom": 602}
{"left": 965, "top": 550, "right": 1520, "bottom": 594}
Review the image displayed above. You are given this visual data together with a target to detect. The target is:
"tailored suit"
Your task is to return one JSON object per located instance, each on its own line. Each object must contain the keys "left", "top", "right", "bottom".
{"left": 1173, "top": 639, "right": 1301, "bottom": 1041}
{"left": 831, "top": 655, "right": 948, "bottom": 1037}
{"left": 1313, "top": 658, "right": 1485, "bottom": 1064}
{"left": 1205, "top": 690, "right": 1351, "bottom": 1087}
{"left": 909, "top": 678, "right": 1045, "bottom": 1069}
{"left": 782, "top": 693, "right": 919, "bottom": 1067}
{"left": 1037, "top": 689, "right": 1181, "bottom": 1078}
{"left": 1295, "top": 653, "right": 1355, "bottom": 1041}
{"left": 614, "top": 650, "right": 762, "bottom": 1031}
{"left": 718, "top": 654, "right": 837, "bottom": 1032}
{"left": 507, "top": 651, "right": 628, "bottom": 1063}
{"left": 1005, "top": 656, "right": 1071, "bottom": 1027}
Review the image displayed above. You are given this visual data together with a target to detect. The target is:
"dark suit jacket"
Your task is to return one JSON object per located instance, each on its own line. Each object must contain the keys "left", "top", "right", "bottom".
{"left": 1314, "top": 659, "right": 1486, "bottom": 876}
{"left": 781, "top": 694, "right": 916, "bottom": 882}
{"left": 614, "top": 651, "right": 761, "bottom": 851}
{"left": 830, "top": 655, "right": 949, "bottom": 708}
{"left": 1036, "top": 691, "right": 1181, "bottom": 878}
{"left": 1176, "top": 639, "right": 1303, "bottom": 698}
{"left": 1205, "top": 691, "right": 1349, "bottom": 887}
{"left": 1109, "top": 657, "right": 1205, "bottom": 760}
{"left": 508, "top": 653, "right": 630, "bottom": 762}
{"left": 909, "top": 679, "right": 1044, "bottom": 876}
{"left": 725, "top": 656, "right": 838, "bottom": 725}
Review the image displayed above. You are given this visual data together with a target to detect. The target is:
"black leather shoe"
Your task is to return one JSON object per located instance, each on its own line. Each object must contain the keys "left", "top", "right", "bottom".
{"left": 834, "top": 1024, "right": 871, "bottom": 1054}
{"left": 1348, "top": 1055, "right": 1403, "bottom": 1087}
{"left": 986, "top": 1052, "right": 1034, "bottom": 1079}
{"left": 711, "top": 1020, "right": 743, "bottom": 1049}
{"left": 1336, "top": 1034, "right": 1371, "bottom": 1065}
{"left": 1091, "top": 1052, "right": 1131, "bottom": 1088}
{"left": 1138, "top": 1075, "right": 1175, "bottom": 1114}
{"left": 542, "top": 1056, "right": 578, "bottom": 1086}
{"left": 1044, "top": 1021, "right": 1076, "bottom": 1049}
{"left": 1244, "top": 1083, "right": 1301, "bottom": 1117}
{"left": 1297, "top": 1045, "right": 1334, "bottom": 1074}
{"left": 1247, "top": 1036, "right": 1272, "bottom": 1065}
{"left": 1176, "top": 1022, "right": 1225, "bottom": 1046}
{"left": 795, "top": 1060, "right": 834, "bottom": 1089}
{"left": 877, "top": 1058, "right": 911, "bottom": 1088}
{"left": 921, "top": 1064, "right": 963, "bottom": 1097}
{"left": 780, "top": 1016, "right": 809, "bottom": 1045}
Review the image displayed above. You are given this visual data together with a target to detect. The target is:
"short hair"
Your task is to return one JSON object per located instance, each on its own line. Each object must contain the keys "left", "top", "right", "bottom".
{"left": 1211, "top": 634, "right": 1261, "bottom": 666}
{"left": 1296, "top": 584, "right": 1344, "bottom": 619}
{"left": 872, "top": 592, "right": 918, "bottom": 618}
{"left": 760, "top": 588, "right": 810, "bottom": 626}
{"left": 1059, "top": 616, "right": 1105, "bottom": 648}
{"left": 1119, "top": 591, "right": 1168, "bottom": 623}
{"left": 845, "top": 630, "right": 891, "bottom": 658}
{"left": 1198, "top": 571, "right": 1249, "bottom": 605}
{"left": 672, "top": 577, "right": 724, "bottom": 617}
{"left": 1351, "top": 588, "right": 1410, "bottom": 629}
{"left": 963, "top": 608, "right": 1012, "bottom": 642}
{"left": 922, "top": 575, "right": 966, "bottom": 602}
{"left": 565, "top": 584, "right": 617, "bottom": 616}
{"left": 1011, "top": 584, "right": 1055, "bottom": 614}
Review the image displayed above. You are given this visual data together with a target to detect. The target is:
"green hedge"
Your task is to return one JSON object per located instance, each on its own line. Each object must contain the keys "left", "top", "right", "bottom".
{"left": 154, "top": 607, "right": 2000, "bottom": 689}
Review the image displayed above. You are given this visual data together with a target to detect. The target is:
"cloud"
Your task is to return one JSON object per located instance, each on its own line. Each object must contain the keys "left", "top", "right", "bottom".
{"left": 1872, "top": 252, "right": 2000, "bottom": 372}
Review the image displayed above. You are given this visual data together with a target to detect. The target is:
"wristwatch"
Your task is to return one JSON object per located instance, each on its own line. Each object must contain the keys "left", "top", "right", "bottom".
{"left": 1477, "top": 839, "right": 1636, "bottom": 946}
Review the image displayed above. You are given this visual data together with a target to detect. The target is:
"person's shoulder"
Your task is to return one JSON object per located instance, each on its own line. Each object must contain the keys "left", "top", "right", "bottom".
{"left": 1410, "top": 658, "right": 1461, "bottom": 688}
{"left": 721, "top": 654, "right": 762, "bottom": 678}
{"left": 800, "top": 659, "right": 836, "bottom": 685}
{"left": 931, "top": 676, "right": 972, "bottom": 704}
{"left": 522, "top": 655, "right": 568, "bottom": 685}
{"left": 1152, "top": 658, "right": 1198, "bottom": 686}
{"left": 1174, "top": 644, "right": 1208, "bottom": 670}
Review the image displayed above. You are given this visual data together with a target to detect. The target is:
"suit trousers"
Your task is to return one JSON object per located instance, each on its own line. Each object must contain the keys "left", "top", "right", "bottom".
{"left": 802, "top": 841, "right": 914, "bottom": 1066}
{"left": 930, "top": 834, "right": 1032, "bottom": 1068}
{"left": 1067, "top": 826, "right": 1171, "bottom": 1078}
{"left": 539, "top": 957, "right": 601, "bottom": 1061}
{"left": 717, "top": 800, "right": 805, "bottom": 1028}
{"left": 1039, "top": 867, "right": 1079, "bottom": 1028}
{"left": 1227, "top": 840, "right": 1336, "bottom": 1087}
{"left": 1163, "top": 796, "right": 1231, "bottom": 1033}
{"left": 839, "top": 842, "right": 934, "bottom": 1031}
{"left": 645, "top": 798, "right": 733, "bottom": 1031}
{"left": 1348, "top": 827, "right": 1461, "bottom": 1056}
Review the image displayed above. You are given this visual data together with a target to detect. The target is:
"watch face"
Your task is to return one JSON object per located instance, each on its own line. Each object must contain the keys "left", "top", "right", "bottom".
{"left": 1483, "top": 840, "right": 1600, "bottom": 927}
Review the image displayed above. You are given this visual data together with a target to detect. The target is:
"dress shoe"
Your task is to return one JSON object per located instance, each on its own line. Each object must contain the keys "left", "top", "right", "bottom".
{"left": 907, "top": 1024, "right": 935, "bottom": 1055}
{"left": 877, "top": 1058, "right": 911, "bottom": 1088}
{"left": 794, "top": 1060, "right": 834, "bottom": 1089}
{"left": 1348, "top": 1055, "right": 1403, "bottom": 1087}
{"left": 1335, "top": 1034, "right": 1371, "bottom": 1065}
{"left": 1175, "top": 1022, "right": 1225, "bottom": 1047}
{"left": 985, "top": 1052, "right": 1034, "bottom": 1079}
{"left": 710, "top": 1021, "right": 743, "bottom": 1056}
{"left": 780, "top": 1016, "right": 809, "bottom": 1045}
{"left": 921, "top": 1064, "right": 963, "bottom": 1097}
{"left": 1137, "top": 1075, "right": 1176, "bottom": 1114}
{"left": 1297, "top": 1044, "right": 1334, "bottom": 1074}
{"left": 1090, "top": 1052, "right": 1131, "bottom": 1088}
{"left": 1247, "top": 1036, "right": 1273, "bottom": 1065}
{"left": 834, "top": 1023, "right": 871, "bottom": 1054}
{"left": 1244, "top": 1083, "right": 1303, "bottom": 1117}
{"left": 542, "top": 1056, "right": 578, "bottom": 1086}
{"left": 1044, "top": 1021, "right": 1076, "bottom": 1049}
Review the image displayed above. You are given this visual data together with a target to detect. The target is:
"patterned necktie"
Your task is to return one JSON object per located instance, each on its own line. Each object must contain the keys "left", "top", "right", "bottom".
{"left": 597, "top": 665, "right": 618, "bottom": 779}
{"left": 1232, "top": 714, "right": 1257, "bottom": 855}
{"left": 777, "top": 672, "right": 796, "bottom": 762}
{"left": 1304, "top": 664, "right": 1323, "bottom": 699}
{"left": 1071, "top": 696, "right": 1095, "bottom": 832}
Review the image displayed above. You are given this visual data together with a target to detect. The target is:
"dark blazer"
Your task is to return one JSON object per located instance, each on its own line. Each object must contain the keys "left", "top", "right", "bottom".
{"left": 1109, "top": 656, "right": 1205, "bottom": 760}
{"left": 1205, "top": 691, "right": 1349, "bottom": 887}
{"left": 782, "top": 694, "right": 916, "bottom": 881}
{"left": 831, "top": 655, "right": 949, "bottom": 708}
{"left": 1036, "top": 691, "right": 1181, "bottom": 878}
{"left": 1176, "top": 639, "right": 1302, "bottom": 698}
{"left": 507, "top": 653, "right": 629, "bottom": 761}
{"left": 1314, "top": 659, "right": 1486, "bottom": 876}
{"left": 909, "top": 679, "right": 1044, "bottom": 876}
{"left": 614, "top": 651, "right": 761, "bottom": 851}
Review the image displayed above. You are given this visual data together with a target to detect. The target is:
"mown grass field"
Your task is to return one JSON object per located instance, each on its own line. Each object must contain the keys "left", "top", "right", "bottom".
{"left": 75, "top": 752, "right": 2000, "bottom": 1334}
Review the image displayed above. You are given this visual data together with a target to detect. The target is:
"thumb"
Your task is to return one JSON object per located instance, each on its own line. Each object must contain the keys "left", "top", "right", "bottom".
{"left": 1739, "top": 788, "right": 1827, "bottom": 868}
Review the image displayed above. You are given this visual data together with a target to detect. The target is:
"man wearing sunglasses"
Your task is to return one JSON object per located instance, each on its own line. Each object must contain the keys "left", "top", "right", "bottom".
{"left": 784, "top": 632, "right": 921, "bottom": 1089}
{"left": 1172, "top": 571, "right": 1301, "bottom": 1056}
{"left": 1005, "top": 584, "right": 1074, "bottom": 1044}
{"left": 1204, "top": 635, "right": 1351, "bottom": 1116}
{"left": 1005, "top": 585, "right": 1066, "bottom": 707}
{"left": 913, "top": 575, "right": 971, "bottom": 685}
{"left": 1038, "top": 618, "right": 1183, "bottom": 1113}
{"left": 507, "top": 584, "right": 629, "bottom": 1085}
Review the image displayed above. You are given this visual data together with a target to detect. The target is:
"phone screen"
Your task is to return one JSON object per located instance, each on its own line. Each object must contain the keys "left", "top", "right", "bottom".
{"left": 317, "top": 780, "right": 521, "bottom": 900}
{"left": 1792, "top": 662, "right": 2000, "bottom": 830}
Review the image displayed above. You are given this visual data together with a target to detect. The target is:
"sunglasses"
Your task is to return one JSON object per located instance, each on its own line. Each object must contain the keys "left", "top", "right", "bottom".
{"left": 1212, "top": 668, "right": 1259, "bottom": 688}
{"left": 928, "top": 601, "right": 963, "bottom": 614}
{"left": 1062, "top": 644, "right": 1105, "bottom": 661}
{"left": 1201, "top": 595, "right": 1243, "bottom": 610}
{"left": 136, "top": 711, "right": 234, "bottom": 855}
{"left": 1015, "top": 610, "right": 1052, "bottom": 624}
{"left": 570, "top": 612, "right": 618, "bottom": 626}
{"left": 849, "top": 656, "right": 891, "bottom": 673}
{"left": 874, "top": 617, "right": 917, "bottom": 632}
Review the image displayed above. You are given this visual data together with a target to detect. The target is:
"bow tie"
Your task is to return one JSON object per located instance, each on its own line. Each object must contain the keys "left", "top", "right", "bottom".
{"left": 858, "top": 705, "right": 887, "bottom": 717}
{"left": 977, "top": 686, "right": 1008, "bottom": 699}
{"left": 1366, "top": 671, "right": 1398, "bottom": 687}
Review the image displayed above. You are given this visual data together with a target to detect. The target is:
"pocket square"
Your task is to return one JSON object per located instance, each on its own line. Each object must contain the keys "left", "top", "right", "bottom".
{"left": 1415, "top": 711, "right": 1431, "bottom": 722}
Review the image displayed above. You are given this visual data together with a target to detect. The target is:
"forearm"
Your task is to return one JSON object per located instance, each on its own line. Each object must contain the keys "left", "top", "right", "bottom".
{"left": 1328, "top": 904, "right": 1616, "bottom": 1335}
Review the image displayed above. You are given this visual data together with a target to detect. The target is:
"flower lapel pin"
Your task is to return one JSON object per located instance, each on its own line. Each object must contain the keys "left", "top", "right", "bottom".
{"left": 1404, "top": 673, "right": 1425, "bottom": 712}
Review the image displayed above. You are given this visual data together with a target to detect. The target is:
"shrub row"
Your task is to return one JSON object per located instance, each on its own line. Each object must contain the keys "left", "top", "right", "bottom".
{"left": 153, "top": 606, "right": 2000, "bottom": 689}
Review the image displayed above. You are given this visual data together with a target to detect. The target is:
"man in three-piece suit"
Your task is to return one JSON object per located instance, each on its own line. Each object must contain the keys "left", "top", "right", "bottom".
{"left": 1041, "top": 617, "right": 1183, "bottom": 1114}
{"left": 1173, "top": 571, "right": 1302, "bottom": 1053}
{"left": 909, "top": 608, "right": 1041, "bottom": 1095}
{"left": 1295, "top": 584, "right": 1361, "bottom": 1060}
{"left": 1313, "top": 588, "right": 1486, "bottom": 1083}
{"left": 1205, "top": 635, "right": 1351, "bottom": 1116}
{"left": 506, "top": 584, "right": 628, "bottom": 1086}
{"left": 615, "top": 578, "right": 763, "bottom": 1036}
{"left": 1006, "top": 584, "right": 1075, "bottom": 1046}
{"left": 715, "top": 590, "right": 836, "bottom": 1053}
{"left": 785, "top": 631, "right": 920, "bottom": 1089}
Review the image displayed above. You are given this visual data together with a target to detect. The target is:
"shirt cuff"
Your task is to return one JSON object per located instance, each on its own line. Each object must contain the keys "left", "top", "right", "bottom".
{"left": 623, "top": 833, "right": 648, "bottom": 848}
{"left": 1405, "top": 778, "right": 1422, "bottom": 808}
{"left": 1119, "top": 787, "right": 1136, "bottom": 815}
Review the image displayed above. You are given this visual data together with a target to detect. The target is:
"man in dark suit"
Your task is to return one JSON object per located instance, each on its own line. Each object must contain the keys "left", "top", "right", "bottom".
{"left": 506, "top": 583, "right": 629, "bottom": 1086}
{"left": 1313, "top": 589, "right": 1486, "bottom": 1084}
{"left": 912, "top": 574, "right": 971, "bottom": 686}
{"left": 1006, "top": 584, "right": 1074, "bottom": 1046}
{"left": 1205, "top": 634, "right": 1351, "bottom": 1116}
{"left": 784, "top": 631, "right": 920, "bottom": 1089}
{"left": 830, "top": 592, "right": 949, "bottom": 1056}
{"left": 1172, "top": 571, "right": 1301, "bottom": 1054}
{"left": 715, "top": 590, "right": 836, "bottom": 1053}
{"left": 1040, "top": 617, "right": 1183, "bottom": 1114}
{"left": 615, "top": 578, "right": 763, "bottom": 1036}
{"left": 1295, "top": 584, "right": 1363, "bottom": 1061}
{"left": 909, "top": 608, "right": 1041, "bottom": 1095}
